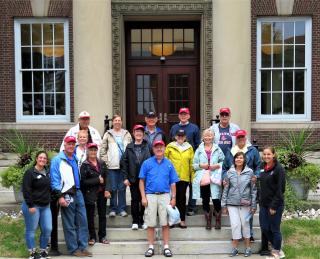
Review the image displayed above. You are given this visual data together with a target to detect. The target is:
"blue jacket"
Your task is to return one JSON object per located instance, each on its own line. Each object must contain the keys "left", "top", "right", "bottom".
{"left": 144, "top": 126, "right": 166, "bottom": 149}
{"left": 169, "top": 122, "right": 201, "bottom": 150}
{"left": 222, "top": 145, "right": 261, "bottom": 179}
{"left": 50, "top": 151, "right": 80, "bottom": 197}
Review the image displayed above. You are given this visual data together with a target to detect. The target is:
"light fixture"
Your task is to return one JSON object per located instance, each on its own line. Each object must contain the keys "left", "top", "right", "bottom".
{"left": 150, "top": 43, "right": 176, "bottom": 57}
{"left": 41, "top": 47, "right": 64, "bottom": 57}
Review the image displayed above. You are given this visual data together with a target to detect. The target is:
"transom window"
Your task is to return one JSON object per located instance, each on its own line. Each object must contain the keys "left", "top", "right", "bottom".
{"left": 130, "top": 28, "right": 195, "bottom": 57}
{"left": 257, "top": 18, "right": 311, "bottom": 121}
{"left": 14, "top": 19, "right": 70, "bottom": 122}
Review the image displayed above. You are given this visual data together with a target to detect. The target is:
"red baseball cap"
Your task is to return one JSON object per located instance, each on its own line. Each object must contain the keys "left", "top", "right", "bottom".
{"left": 64, "top": 136, "right": 77, "bottom": 143}
{"left": 179, "top": 107, "right": 190, "bottom": 114}
{"left": 219, "top": 107, "right": 231, "bottom": 114}
{"left": 133, "top": 124, "right": 145, "bottom": 131}
{"left": 235, "top": 129, "right": 247, "bottom": 138}
{"left": 153, "top": 140, "right": 165, "bottom": 147}
{"left": 87, "top": 143, "right": 98, "bottom": 149}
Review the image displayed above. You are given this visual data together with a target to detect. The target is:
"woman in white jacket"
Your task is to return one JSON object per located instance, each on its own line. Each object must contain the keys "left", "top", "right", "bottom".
{"left": 100, "top": 115, "right": 132, "bottom": 217}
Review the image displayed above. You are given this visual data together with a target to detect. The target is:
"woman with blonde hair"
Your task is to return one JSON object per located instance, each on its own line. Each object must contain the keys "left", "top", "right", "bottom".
{"left": 192, "top": 129, "right": 224, "bottom": 230}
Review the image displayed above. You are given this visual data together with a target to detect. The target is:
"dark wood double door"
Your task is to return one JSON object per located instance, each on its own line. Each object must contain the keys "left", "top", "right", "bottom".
{"left": 125, "top": 22, "right": 200, "bottom": 136}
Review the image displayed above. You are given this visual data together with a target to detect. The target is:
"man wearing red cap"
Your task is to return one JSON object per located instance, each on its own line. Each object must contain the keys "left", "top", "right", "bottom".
{"left": 139, "top": 140, "right": 179, "bottom": 257}
{"left": 210, "top": 107, "right": 241, "bottom": 156}
{"left": 169, "top": 107, "right": 200, "bottom": 216}
{"left": 50, "top": 136, "right": 91, "bottom": 257}
{"left": 60, "top": 111, "right": 102, "bottom": 152}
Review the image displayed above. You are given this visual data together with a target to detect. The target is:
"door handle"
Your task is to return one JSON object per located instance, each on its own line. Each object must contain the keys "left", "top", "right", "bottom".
{"left": 159, "top": 112, "right": 163, "bottom": 123}
{"left": 164, "top": 113, "right": 168, "bottom": 123}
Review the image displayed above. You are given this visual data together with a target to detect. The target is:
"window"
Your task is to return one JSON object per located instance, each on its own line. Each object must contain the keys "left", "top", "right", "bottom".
{"left": 14, "top": 19, "right": 70, "bottom": 122}
{"left": 256, "top": 18, "right": 311, "bottom": 121}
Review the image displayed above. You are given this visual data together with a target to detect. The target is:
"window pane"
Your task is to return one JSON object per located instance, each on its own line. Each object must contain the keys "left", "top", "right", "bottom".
{"left": 272, "top": 70, "right": 282, "bottom": 91}
{"left": 174, "top": 29, "right": 183, "bottom": 42}
{"left": 261, "top": 46, "right": 271, "bottom": 67}
{"left": 169, "top": 88, "right": 175, "bottom": 100}
{"left": 261, "top": 70, "right": 271, "bottom": 91}
{"left": 56, "top": 94, "right": 66, "bottom": 115}
{"left": 163, "top": 29, "right": 172, "bottom": 42}
{"left": 34, "top": 93, "right": 44, "bottom": 115}
{"left": 142, "top": 29, "right": 151, "bottom": 42}
{"left": 184, "top": 29, "right": 194, "bottom": 42}
{"left": 44, "top": 71, "right": 54, "bottom": 92}
{"left": 33, "top": 71, "right": 43, "bottom": 92}
{"left": 295, "top": 21, "right": 305, "bottom": 44}
{"left": 131, "top": 43, "right": 141, "bottom": 56}
{"left": 21, "top": 24, "right": 30, "bottom": 45}
{"left": 144, "top": 75, "right": 150, "bottom": 89}
{"left": 21, "top": 47, "right": 31, "bottom": 69}
{"left": 284, "top": 45, "right": 294, "bottom": 67}
{"left": 137, "top": 75, "right": 143, "bottom": 88}
{"left": 23, "top": 94, "right": 32, "bottom": 115}
{"left": 163, "top": 43, "right": 174, "bottom": 56}
{"left": 32, "top": 47, "right": 42, "bottom": 68}
{"left": 184, "top": 43, "right": 194, "bottom": 54}
{"left": 43, "top": 47, "right": 54, "bottom": 68}
{"left": 272, "top": 93, "right": 282, "bottom": 114}
{"left": 55, "top": 71, "right": 65, "bottom": 92}
{"left": 22, "top": 71, "right": 32, "bottom": 92}
{"left": 45, "top": 94, "right": 55, "bottom": 115}
{"left": 284, "top": 22, "right": 294, "bottom": 44}
{"left": 295, "top": 45, "right": 305, "bottom": 67}
{"left": 43, "top": 24, "right": 53, "bottom": 45}
{"left": 273, "top": 45, "right": 282, "bottom": 67}
{"left": 32, "top": 24, "right": 42, "bottom": 45}
{"left": 174, "top": 43, "right": 183, "bottom": 56}
{"left": 261, "top": 93, "right": 271, "bottom": 114}
{"left": 262, "top": 23, "right": 271, "bottom": 44}
{"left": 142, "top": 43, "right": 151, "bottom": 56}
{"left": 137, "top": 102, "right": 143, "bottom": 115}
{"left": 273, "top": 22, "right": 283, "bottom": 44}
{"left": 295, "top": 93, "right": 304, "bottom": 114}
{"left": 137, "top": 89, "right": 143, "bottom": 101}
{"left": 54, "top": 23, "right": 64, "bottom": 45}
{"left": 55, "top": 48, "right": 64, "bottom": 68}
{"left": 283, "top": 93, "right": 293, "bottom": 114}
{"left": 283, "top": 70, "right": 293, "bottom": 91}
{"left": 131, "top": 29, "right": 141, "bottom": 42}
{"left": 152, "top": 29, "right": 162, "bottom": 42}
{"left": 295, "top": 70, "right": 304, "bottom": 91}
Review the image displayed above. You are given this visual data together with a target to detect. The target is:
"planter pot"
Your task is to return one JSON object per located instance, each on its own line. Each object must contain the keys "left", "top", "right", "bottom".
{"left": 288, "top": 178, "right": 309, "bottom": 200}
{"left": 13, "top": 186, "right": 24, "bottom": 203}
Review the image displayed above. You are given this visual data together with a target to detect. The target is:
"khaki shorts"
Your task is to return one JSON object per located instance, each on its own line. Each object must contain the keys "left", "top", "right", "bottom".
{"left": 144, "top": 193, "right": 170, "bottom": 227}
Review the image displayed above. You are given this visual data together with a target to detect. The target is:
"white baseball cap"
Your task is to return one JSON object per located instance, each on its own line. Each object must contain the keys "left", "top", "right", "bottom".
{"left": 78, "top": 111, "right": 90, "bottom": 118}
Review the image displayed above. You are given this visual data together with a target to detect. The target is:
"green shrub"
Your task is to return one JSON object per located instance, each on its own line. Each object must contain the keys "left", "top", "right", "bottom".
{"left": 289, "top": 163, "right": 320, "bottom": 191}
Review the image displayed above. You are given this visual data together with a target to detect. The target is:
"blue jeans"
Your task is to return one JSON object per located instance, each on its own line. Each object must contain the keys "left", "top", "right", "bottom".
{"left": 109, "top": 169, "right": 126, "bottom": 213}
{"left": 259, "top": 206, "right": 284, "bottom": 251}
{"left": 22, "top": 202, "right": 52, "bottom": 250}
{"left": 61, "top": 190, "right": 89, "bottom": 253}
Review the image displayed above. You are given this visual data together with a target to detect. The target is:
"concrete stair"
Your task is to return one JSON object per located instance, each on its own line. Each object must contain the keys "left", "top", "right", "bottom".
{"left": 58, "top": 214, "right": 261, "bottom": 255}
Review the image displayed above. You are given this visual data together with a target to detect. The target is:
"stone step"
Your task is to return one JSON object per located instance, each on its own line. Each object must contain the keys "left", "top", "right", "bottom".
{"left": 58, "top": 214, "right": 260, "bottom": 228}
{"left": 58, "top": 226, "right": 261, "bottom": 242}
{"left": 0, "top": 160, "right": 18, "bottom": 167}
{"left": 58, "top": 240, "right": 261, "bottom": 255}
{"left": 0, "top": 166, "right": 9, "bottom": 173}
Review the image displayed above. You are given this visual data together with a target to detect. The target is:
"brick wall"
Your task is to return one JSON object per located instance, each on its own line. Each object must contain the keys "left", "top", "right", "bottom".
{"left": 0, "top": 0, "right": 73, "bottom": 148}
{"left": 251, "top": 0, "right": 320, "bottom": 147}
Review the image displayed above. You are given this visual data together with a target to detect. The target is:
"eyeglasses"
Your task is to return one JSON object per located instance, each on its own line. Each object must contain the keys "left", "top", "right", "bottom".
{"left": 220, "top": 113, "right": 230, "bottom": 117}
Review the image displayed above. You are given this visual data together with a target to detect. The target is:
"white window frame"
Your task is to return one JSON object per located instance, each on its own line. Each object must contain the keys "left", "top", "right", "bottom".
{"left": 256, "top": 17, "right": 312, "bottom": 122}
{"left": 14, "top": 18, "right": 70, "bottom": 122}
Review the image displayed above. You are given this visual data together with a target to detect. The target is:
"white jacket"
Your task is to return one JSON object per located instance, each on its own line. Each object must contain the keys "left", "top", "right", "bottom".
{"left": 100, "top": 129, "right": 132, "bottom": 169}
{"left": 60, "top": 124, "right": 102, "bottom": 152}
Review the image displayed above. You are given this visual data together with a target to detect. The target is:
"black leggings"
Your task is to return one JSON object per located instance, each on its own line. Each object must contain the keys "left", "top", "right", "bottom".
{"left": 176, "top": 181, "right": 189, "bottom": 221}
{"left": 200, "top": 184, "right": 221, "bottom": 213}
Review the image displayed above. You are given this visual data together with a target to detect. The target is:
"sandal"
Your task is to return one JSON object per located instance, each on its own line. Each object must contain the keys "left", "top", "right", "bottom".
{"left": 179, "top": 223, "right": 187, "bottom": 229}
{"left": 144, "top": 247, "right": 154, "bottom": 257}
{"left": 88, "top": 239, "right": 96, "bottom": 246}
{"left": 163, "top": 248, "right": 173, "bottom": 257}
{"left": 99, "top": 238, "right": 110, "bottom": 244}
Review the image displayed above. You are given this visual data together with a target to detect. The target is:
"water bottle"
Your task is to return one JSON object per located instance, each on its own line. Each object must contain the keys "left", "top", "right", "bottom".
{"left": 245, "top": 211, "right": 252, "bottom": 222}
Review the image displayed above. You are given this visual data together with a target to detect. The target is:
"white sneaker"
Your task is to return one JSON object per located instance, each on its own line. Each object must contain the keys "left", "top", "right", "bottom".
{"left": 131, "top": 224, "right": 139, "bottom": 230}
{"left": 142, "top": 224, "right": 148, "bottom": 230}
{"left": 109, "top": 211, "right": 116, "bottom": 217}
{"left": 119, "top": 211, "right": 128, "bottom": 217}
{"left": 279, "top": 250, "right": 285, "bottom": 258}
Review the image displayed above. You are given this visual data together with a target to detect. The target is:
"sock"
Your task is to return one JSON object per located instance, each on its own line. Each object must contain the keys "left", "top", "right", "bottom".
{"left": 149, "top": 244, "right": 154, "bottom": 249}
{"left": 164, "top": 244, "right": 169, "bottom": 249}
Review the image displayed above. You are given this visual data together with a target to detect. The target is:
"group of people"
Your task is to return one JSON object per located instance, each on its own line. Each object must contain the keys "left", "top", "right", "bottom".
{"left": 21, "top": 107, "right": 286, "bottom": 259}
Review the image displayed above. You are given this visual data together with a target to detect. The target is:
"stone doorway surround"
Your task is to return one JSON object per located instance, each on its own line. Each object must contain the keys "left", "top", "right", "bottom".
{"left": 111, "top": 0, "right": 213, "bottom": 129}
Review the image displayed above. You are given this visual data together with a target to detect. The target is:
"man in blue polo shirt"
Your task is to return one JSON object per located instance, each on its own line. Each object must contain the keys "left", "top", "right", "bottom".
{"left": 139, "top": 140, "right": 179, "bottom": 257}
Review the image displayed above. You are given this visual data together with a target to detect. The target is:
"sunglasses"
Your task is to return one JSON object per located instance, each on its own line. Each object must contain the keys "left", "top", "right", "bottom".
{"left": 220, "top": 113, "right": 230, "bottom": 117}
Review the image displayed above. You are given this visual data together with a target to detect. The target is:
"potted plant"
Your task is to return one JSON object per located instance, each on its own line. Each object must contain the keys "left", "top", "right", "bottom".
{"left": 278, "top": 127, "right": 320, "bottom": 200}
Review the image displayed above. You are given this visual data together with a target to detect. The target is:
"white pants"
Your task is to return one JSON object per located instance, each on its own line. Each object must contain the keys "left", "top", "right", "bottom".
{"left": 227, "top": 206, "right": 251, "bottom": 240}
